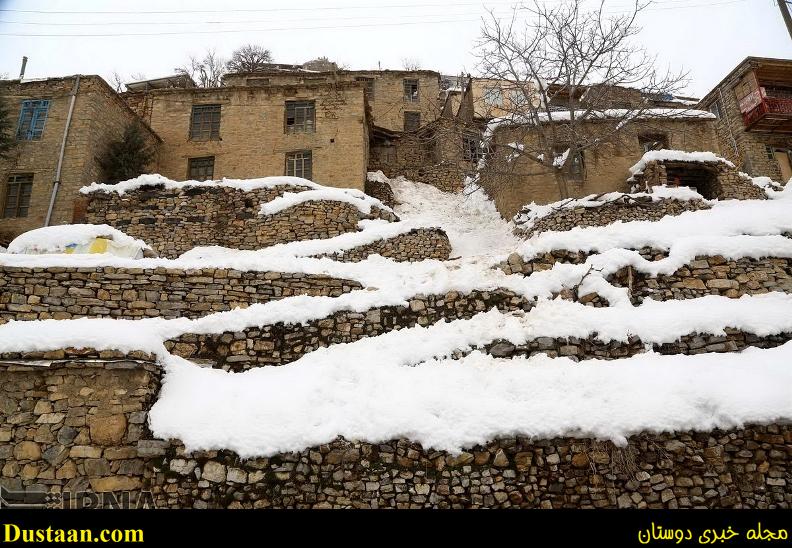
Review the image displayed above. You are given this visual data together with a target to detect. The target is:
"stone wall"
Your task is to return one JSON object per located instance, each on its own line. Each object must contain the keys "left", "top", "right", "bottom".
{"left": 363, "top": 179, "right": 395, "bottom": 208}
{"left": 610, "top": 256, "right": 792, "bottom": 303}
{"left": 166, "top": 289, "right": 532, "bottom": 370}
{"left": 515, "top": 196, "right": 711, "bottom": 237}
{"left": 0, "top": 351, "right": 788, "bottom": 508}
{"left": 634, "top": 160, "right": 767, "bottom": 201}
{"left": 319, "top": 228, "right": 451, "bottom": 263}
{"left": 0, "top": 356, "right": 161, "bottom": 507}
{"left": 83, "top": 185, "right": 397, "bottom": 258}
{"left": 0, "top": 266, "right": 362, "bottom": 323}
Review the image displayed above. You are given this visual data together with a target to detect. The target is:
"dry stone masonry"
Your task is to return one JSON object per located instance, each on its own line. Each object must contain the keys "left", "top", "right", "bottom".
{"left": 0, "top": 357, "right": 786, "bottom": 509}
{"left": 0, "top": 267, "right": 362, "bottom": 323}
{"left": 83, "top": 184, "right": 398, "bottom": 259}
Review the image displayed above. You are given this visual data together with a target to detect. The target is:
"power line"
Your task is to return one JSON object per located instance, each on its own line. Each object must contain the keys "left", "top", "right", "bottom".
{"left": 0, "top": 0, "right": 739, "bottom": 16}
{"left": 0, "top": 0, "right": 749, "bottom": 37}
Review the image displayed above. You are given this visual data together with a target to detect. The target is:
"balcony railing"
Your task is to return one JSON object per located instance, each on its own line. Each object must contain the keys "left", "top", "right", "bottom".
{"left": 740, "top": 88, "right": 792, "bottom": 131}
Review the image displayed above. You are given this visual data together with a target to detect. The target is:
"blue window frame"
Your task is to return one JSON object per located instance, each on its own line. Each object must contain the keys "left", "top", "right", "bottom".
{"left": 16, "top": 99, "right": 50, "bottom": 140}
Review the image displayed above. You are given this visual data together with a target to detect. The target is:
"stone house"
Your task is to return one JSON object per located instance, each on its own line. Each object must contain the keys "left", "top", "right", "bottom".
{"left": 222, "top": 69, "right": 442, "bottom": 135}
{"left": 122, "top": 80, "right": 369, "bottom": 190}
{"left": 0, "top": 75, "right": 160, "bottom": 244}
{"left": 698, "top": 57, "right": 792, "bottom": 182}
{"left": 479, "top": 110, "right": 720, "bottom": 218}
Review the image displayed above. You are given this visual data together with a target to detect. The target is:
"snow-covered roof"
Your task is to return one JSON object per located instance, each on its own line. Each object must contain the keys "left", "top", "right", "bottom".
{"left": 629, "top": 150, "right": 735, "bottom": 176}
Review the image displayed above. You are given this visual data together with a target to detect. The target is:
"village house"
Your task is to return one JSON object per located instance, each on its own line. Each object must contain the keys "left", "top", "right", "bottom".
{"left": 222, "top": 68, "right": 442, "bottom": 134}
{"left": 698, "top": 57, "right": 792, "bottom": 182}
{"left": 476, "top": 86, "right": 721, "bottom": 218}
{"left": 122, "top": 77, "right": 370, "bottom": 190}
{"left": 0, "top": 75, "right": 160, "bottom": 244}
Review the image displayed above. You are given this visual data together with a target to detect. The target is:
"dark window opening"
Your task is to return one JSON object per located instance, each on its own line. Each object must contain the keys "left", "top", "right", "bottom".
{"left": 285, "top": 100, "right": 316, "bottom": 133}
{"left": 639, "top": 133, "right": 669, "bottom": 153}
{"left": 404, "top": 111, "right": 421, "bottom": 132}
{"left": 3, "top": 174, "right": 33, "bottom": 218}
{"left": 285, "top": 150, "right": 313, "bottom": 180}
{"left": 188, "top": 157, "right": 215, "bottom": 181}
{"left": 462, "top": 136, "right": 482, "bottom": 162}
{"left": 708, "top": 99, "right": 723, "bottom": 118}
{"left": 355, "top": 77, "right": 375, "bottom": 99}
{"left": 664, "top": 163, "right": 719, "bottom": 199}
{"left": 403, "top": 79, "right": 419, "bottom": 102}
{"left": 16, "top": 99, "right": 49, "bottom": 140}
{"left": 553, "top": 146, "right": 585, "bottom": 181}
{"left": 189, "top": 104, "right": 221, "bottom": 141}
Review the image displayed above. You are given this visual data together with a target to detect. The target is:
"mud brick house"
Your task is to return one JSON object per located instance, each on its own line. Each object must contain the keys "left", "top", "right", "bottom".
{"left": 478, "top": 87, "right": 721, "bottom": 218}
{"left": 0, "top": 75, "right": 160, "bottom": 244}
{"left": 699, "top": 57, "right": 792, "bottom": 182}
{"left": 222, "top": 68, "right": 442, "bottom": 134}
{"left": 123, "top": 78, "right": 369, "bottom": 190}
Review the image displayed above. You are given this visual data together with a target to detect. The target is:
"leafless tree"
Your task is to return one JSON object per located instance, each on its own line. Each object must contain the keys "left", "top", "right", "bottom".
{"left": 476, "top": 0, "right": 690, "bottom": 199}
{"left": 109, "top": 71, "right": 125, "bottom": 92}
{"left": 401, "top": 57, "right": 422, "bottom": 71}
{"left": 176, "top": 49, "right": 226, "bottom": 88}
{"left": 302, "top": 56, "right": 339, "bottom": 72}
{"left": 225, "top": 44, "right": 273, "bottom": 73}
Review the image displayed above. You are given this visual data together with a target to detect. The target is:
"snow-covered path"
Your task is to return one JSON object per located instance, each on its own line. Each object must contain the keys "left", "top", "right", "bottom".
{"left": 381, "top": 173, "right": 521, "bottom": 259}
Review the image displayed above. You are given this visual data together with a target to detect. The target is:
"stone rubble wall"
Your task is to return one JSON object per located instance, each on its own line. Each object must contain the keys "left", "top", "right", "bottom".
{"left": 516, "top": 197, "right": 711, "bottom": 237}
{"left": 166, "top": 290, "right": 532, "bottom": 370}
{"left": 0, "top": 358, "right": 162, "bottom": 505}
{"left": 610, "top": 256, "right": 792, "bottom": 303}
{"left": 636, "top": 160, "right": 767, "bottom": 201}
{"left": 478, "top": 330, "right": 792, "bottom": 361}
{"left": 83, "top": 185, "right": 397, "bottom": 259}
{"left": 0, "top": 267, "right": 362, "bottom": 323}
{"left": 0, "top": 357, "right": 787, "bottom": 509}
{"left": 318, "top": 228, "right": 451, "bottom": 262}
{"left": 363, "top": 179, "right": 396, "bottom": 209}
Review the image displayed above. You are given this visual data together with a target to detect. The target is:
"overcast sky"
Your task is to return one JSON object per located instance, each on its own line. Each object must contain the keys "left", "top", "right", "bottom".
{"left": 0, "top": 0, "right": 790, "bottom": 97}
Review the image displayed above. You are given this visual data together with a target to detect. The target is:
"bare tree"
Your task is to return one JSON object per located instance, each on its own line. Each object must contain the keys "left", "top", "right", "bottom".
{"left": 225, "top": 44, "right": 273, "bottom": 73}
{"left": 302, "top": 56, "right": 339, "bottom": 72}
{"left": 176, "top": 49, "right": 226, "bottom": 88}
{"left": 476, "top": 0, "right": 689, "bottom": 199}
{"left": 109, "top": 71, "right": 125, "bottom": 92}
{"left": 401, "top": 57, "right": 422, "bottom": 71}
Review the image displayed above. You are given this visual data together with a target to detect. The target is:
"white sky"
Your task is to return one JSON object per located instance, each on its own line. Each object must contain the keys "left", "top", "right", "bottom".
{"left": 0, "top": 0, "right": 790, "bottom": 97}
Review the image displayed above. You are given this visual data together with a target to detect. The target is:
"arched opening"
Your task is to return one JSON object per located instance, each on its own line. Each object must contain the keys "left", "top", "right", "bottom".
{"left": 664, "top": 162, "right": 719, "bottom": 199}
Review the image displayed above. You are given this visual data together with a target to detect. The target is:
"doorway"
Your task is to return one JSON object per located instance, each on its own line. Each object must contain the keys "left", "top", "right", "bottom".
{"left": 773, "top": 149, "right": 792, "bottom": 183}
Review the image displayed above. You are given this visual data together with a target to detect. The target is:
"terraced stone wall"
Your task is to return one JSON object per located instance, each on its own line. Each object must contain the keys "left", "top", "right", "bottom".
{"left": 0, "top": 267, "right": 362, "bottom": 323}
{"left": 83, "top": 185, "right": 397, "bottom": 258}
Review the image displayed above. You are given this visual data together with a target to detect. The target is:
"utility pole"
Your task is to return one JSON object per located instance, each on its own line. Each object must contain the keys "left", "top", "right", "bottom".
{"left": 778, "top": 0, "right": 792, "bottom": 40}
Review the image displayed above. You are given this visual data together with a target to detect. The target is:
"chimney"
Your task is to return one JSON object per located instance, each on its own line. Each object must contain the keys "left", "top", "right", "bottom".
{"left": 18, "top": 56, "right": 28, "bottom": 80}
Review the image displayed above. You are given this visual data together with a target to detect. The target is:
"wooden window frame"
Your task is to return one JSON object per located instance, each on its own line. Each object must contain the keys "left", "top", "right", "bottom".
{"left": 284, "top": 100, "right": 316, "bottom": 134}
{"left": 16, "top": 99, "right": 49, "bottom": 141}
{"left": 285, "top": 150, "right": 313, "bottom": 180}
{"left": 404, "top": 111, "right": 421, "bottom": 132}
{"left": 189, "top": 104, "right": 221, "bottom": 141}
{"left": 187, "top": 156, "right": 215, "bottom": 181}
{"left": 403, "top": 79, "right": 419, "bottom": 103}
{"left": 3, "top": 173, "right": 33, "bottom": 218}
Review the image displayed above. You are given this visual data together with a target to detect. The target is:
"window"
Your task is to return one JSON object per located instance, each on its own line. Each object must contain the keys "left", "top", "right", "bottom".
{"left": 285, "top": 150, "right": 313, "bottom": 180}
{"left": 189, "top": 104, "right": 221, "bottom": 141}
{"left": 403, "top": 79, "right": 419, "bottom": 102}
{"left": 509, "top": 88, "right": 528, "bottom": 108}
{"left": 16, "top": 100, "right": 49, "bottom": 140}
{"left": 766, "top": 145, "right": 776, "bottom": 160}
{"left": 285, "top": 100, "right": 316, "bottom": 133}
{"left": 3, "top": 174, "right": 33, "bottom": 218}
{"left": 404, "top": 111, "right": 421, "bottom": 132}
{"left": 462, "top": 136, "right": 482, "bottom": 162}
{"left": 356, "top": 77, "right": 375, "bottom": 99}
{"left": 553, "top": 146, "right": 585, "bottom": 181}
{"left": 483, "top": 86, "right": 504, "bottom": 108}
{"left": 708, "top": 99, "right": 722, "bottom": 119}
{"left": 188, "top": 157, "right": 215, "bottom": 181}
{"left": 639, "top": 133, "right": 669, "bottom": 153}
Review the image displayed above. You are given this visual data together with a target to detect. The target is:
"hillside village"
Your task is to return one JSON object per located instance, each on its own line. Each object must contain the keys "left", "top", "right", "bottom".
{"left": 0, "top": 47, "right": 790, "bottom": 511}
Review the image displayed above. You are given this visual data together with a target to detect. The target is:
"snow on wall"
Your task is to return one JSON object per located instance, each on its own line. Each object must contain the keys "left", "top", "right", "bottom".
{"left": 629, "top": 150, "right": 735, "bottom": 176}
{"left": 7, "top": 224, "right": 151, "bottom": 255}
